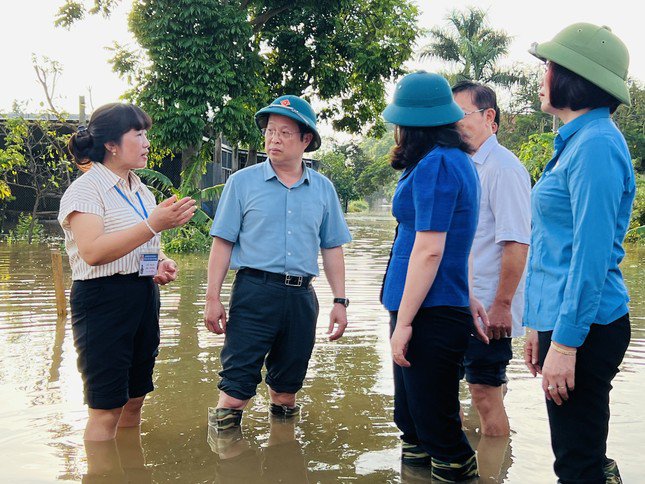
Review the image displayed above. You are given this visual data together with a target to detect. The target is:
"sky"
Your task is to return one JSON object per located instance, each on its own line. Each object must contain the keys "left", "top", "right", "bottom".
{"left": 1, "top": 0, "right": 643, "bottom": 116}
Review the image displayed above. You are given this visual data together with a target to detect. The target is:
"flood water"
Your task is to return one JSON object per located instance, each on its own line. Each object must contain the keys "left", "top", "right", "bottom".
{"left": 1, "top": 212, "right": 644, "bottom": 483}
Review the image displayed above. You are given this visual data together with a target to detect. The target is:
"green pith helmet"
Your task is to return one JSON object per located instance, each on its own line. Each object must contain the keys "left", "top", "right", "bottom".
{"left": 529, "top": 23, "right": 631, "bottom": 106}
{"left": 254, "top": 95, "right": 321, "bottom": 152}
{"left": 382, "top": 71, "right": 464, "bottom": 127}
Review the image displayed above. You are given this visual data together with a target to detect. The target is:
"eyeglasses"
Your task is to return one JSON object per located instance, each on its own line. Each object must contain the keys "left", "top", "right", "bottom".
{"left": 463, "top": 108, "right": 486, "bottom": 116}
{"left": 261, "top": 128, "right": 302, "bottom": 140}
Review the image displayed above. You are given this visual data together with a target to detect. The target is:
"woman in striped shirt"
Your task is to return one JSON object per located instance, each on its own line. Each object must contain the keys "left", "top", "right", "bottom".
{"left": 58, "top": 103, "right": 196, "bottom": 441}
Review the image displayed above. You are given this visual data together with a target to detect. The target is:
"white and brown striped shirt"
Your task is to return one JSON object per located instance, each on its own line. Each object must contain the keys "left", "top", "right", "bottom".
{"left": 58, "top": 162, "right": 160, "bottom": 280}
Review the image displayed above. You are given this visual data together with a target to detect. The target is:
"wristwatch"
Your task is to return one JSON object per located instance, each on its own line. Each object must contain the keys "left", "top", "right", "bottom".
{"left": 333, "top": 297, "right": 350, "bottom": 308}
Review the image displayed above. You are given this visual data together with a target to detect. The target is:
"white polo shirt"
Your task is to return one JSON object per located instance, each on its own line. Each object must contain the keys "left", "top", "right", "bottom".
{"left": 471, "top": 135, "right": 531, "bottom": 338}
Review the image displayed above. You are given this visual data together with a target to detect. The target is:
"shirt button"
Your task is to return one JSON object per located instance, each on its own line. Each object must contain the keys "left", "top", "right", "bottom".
{"left": 287, "top": 252, "right": 292, "bottom": 256}
{"left": 288, "top": 210, "right": 292, "bottom": 214}
{"left": 288, "top": 231, "right": 291, "bottom": 235}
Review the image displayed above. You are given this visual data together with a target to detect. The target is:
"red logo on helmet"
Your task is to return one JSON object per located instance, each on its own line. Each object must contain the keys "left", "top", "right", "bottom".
{"left": 280, "top": 99, "right": 291, "bottom": 106}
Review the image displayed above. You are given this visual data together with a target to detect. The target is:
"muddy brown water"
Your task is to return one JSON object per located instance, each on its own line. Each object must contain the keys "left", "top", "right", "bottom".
{"left": 1, "top": 213, "right": 643, "bottom": 483}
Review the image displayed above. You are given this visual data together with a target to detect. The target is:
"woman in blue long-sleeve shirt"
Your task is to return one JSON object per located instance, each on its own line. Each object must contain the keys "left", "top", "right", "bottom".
{"left": 524, "top": 23, "right": 635, "bottom": 483}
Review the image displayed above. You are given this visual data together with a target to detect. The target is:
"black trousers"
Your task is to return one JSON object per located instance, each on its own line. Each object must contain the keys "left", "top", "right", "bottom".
{"left": 538, "top": 314, "right": 630, "bottom": 484}
{"left": 390, "top": 306, "right": 475, "bottom": 463}
{"left": 218, "top": 270, "right": 319, "bottom": 401}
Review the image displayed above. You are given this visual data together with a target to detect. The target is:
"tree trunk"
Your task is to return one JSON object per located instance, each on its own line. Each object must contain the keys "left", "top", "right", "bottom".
{"left": 29, "top": 192, "right": 41, "bottom": 244}
{"left": 232, "top": 145, "right": 239, "bottom": 173}
{"left": 247, "top": 147, "right": 258, "bottom": 166}
{"left": 344, "top": 199, "right": 348, "bottom": 213}
{"left": 212, "top": 132, "right": 223, "bottom": 185}
{"left": 181, "top": 144, "right": 200, "bottom": 189}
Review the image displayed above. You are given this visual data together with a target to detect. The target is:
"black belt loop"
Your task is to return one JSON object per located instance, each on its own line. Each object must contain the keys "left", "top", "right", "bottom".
{"left": 238, "top": 268, "right": 313, "bottom": 287}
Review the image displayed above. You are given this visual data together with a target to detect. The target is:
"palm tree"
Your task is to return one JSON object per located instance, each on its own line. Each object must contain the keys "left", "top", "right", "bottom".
{"left": 420, "top": 7, "right": 521, "bottom": 88}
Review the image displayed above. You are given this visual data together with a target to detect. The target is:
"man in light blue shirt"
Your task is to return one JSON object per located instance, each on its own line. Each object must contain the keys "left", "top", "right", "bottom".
{"left": 203, "top": 95, "right": 351, "bottom": 434}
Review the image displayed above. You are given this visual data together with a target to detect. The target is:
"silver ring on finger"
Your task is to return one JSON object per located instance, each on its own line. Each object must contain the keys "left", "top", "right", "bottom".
{"left": 547, "top": 385, "right": 555, "bottom": 391}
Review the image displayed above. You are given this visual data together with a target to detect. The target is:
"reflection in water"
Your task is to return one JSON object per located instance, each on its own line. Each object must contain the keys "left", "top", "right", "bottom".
{"left": 0, "top": 216, "right": 644, "bottom": 482}
{"left": 208, "top": 415, "right": 309, "bottom": 484}
{"left": 83, "top": 427, "right": 152, "bottom": 483}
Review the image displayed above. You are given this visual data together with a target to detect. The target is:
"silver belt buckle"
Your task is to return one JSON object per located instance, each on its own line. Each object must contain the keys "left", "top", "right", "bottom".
{"left": 284, "top": 274, "right": 303, "bottom": 287}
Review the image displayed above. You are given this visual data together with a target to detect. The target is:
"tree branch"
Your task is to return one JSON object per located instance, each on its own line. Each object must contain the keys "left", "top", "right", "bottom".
{"left": 251, "top": 5, "right": 291, "bottom": 32}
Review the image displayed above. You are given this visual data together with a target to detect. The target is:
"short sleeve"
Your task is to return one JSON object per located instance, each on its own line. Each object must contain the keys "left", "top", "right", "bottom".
{"left": 210, "top": 177, "right": 243, "bottom": 242}
{"left": 412, "top": 155, "right": 460, "bottom": 232}
{"left": 489, "top": 165, "right": 531, "bottom": 245}
{"left": 57, "top": 183, "right": 104, "bottom": 230}
{"left": 319, "top": 180, "right": 352, "bottom": 248}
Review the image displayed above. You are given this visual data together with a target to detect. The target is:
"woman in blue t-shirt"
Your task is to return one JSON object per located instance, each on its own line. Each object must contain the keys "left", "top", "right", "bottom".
{"left": 381, "top": 71, "right": 489, "bottom": 482}
{"left": 524, "top": 24, "right": 634, "bottom": 482}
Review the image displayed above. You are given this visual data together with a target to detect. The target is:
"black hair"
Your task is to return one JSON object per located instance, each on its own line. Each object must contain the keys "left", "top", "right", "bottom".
{"left": 548, "top": 62, "right": 621, "bottom": 113}
{"left": 67, "top": 103, "right": 152, "bottom": 166}
{"left": 390, "top": 124, "right": 472, "bottom": 170}
{"left": 297, "top": 121, "right": 314, "bottom": 143}
{"left": 452, "top": 80, "right": 501, "bottom": 129}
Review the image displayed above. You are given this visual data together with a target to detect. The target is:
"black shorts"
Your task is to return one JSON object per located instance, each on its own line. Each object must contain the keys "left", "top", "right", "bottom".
{"left": 218, "top": 269, "right": 319, "bottom": 401}
{"left": 460, "top": 336, "right": 513, "bottom": 387}
{"left": 70, "top": 273, "right": 160, "bottom": 410}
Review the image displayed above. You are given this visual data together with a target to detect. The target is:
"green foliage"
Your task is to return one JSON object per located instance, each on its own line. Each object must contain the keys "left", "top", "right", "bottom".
{"left": 0, "top": 114, "right": 74, "bottom": 227}
{"left": 348, "top": 199, "right": 369, "bottom": 213}
{"left": 517, "top": 133, "right": 556, "bottom": 184}
{"left": 0, "top": 117, "right": 28, "bottom": 200}
{"left": 55, "top": 0, "right": 420, "bottom": 185}
{"left": 6, "top": 213, "right": 46, "bottom": 243}
{"left": 319, "top": 132, "right": 399, "bottom": 212}
{"left": 136, "top": 168, "right": 223, "bottom": 252}
{"left": 319, "top": 150, "right": 358, "bottom": 213}
{"left": 614, "top": 81, "right": 645, "bottom": 174}
{"left": 420, "top": 6, "right": 521, "bottom": 88}
{"left": 626, "top": 173, "right": 645, "bottom": 243}
{"left": 161, "top": 221, "right": 213, "bottom": 253}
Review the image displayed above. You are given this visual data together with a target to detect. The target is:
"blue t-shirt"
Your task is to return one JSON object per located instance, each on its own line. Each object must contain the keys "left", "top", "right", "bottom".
{"left": 523, "top": 108, "right": 635, "bottom": 347}
{"left": 382, "top": 145, "right": 480, "bottom": 310}
{"left": 210, "top": 160, "right": 352, "bottom": 276}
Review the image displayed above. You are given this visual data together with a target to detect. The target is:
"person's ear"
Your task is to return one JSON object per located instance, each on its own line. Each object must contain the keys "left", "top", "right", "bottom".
{"left": 104, "top": 141, "right": 118, "bottom": 154}
{"left": 303, "top": 132, "right": 313, "bottom": 146}
{"left": 485, "top": 108, "right": 496, "bottom": 124}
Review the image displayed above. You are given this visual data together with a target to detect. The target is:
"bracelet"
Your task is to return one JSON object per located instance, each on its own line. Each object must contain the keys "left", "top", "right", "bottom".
{"left": 551, "top": 342, "right": 577, "bottom": 356}
{"left": 144, "top": 219, "right": 158, "bottom": 236}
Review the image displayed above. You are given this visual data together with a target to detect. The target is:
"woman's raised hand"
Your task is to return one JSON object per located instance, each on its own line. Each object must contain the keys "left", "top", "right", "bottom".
{"left": 148, "top": 195, "right": 197, "bottom": 232}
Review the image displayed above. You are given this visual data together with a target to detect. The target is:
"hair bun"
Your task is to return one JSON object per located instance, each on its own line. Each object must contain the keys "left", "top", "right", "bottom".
{"left": 68, "top": 127, "right": 94, "bottom": 164}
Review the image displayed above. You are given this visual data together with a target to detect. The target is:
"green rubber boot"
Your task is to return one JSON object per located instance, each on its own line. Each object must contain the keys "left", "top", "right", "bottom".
{"left": 269, "top": 403, "right": 300, "bottom": 419}
{"left": 604, "top": 458, "right": 622, "bottom": 484}
{"left": 401, "top": 442, "right": 431, "bottom": 467}
{"left": 208, "top": 407, "right": 243, "bottom": 431}
{"left": 431, "top": 453, "right": 478, "bottom": 482}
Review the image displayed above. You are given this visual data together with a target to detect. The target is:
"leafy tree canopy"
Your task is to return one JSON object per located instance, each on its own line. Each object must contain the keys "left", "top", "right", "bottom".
{"left": 55, "top": 0, "right": 420, "bottom": 186}
{"left": 420, "top": 6, "right": 520, "bottom": 88}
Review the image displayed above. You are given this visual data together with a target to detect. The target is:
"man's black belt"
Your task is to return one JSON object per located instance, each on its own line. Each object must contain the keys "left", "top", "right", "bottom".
{"left": 237, "top": 268, "right": 314, "bottom": 287}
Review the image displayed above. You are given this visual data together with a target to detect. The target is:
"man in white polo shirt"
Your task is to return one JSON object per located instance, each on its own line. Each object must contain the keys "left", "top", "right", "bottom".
{"left": 453, "top": 81, "right": 531, "bottom": 436}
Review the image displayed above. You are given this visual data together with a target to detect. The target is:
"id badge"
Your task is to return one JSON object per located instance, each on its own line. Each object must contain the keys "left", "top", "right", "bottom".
{"left": 139, "top": 253, "right": 159, "bottom": 277}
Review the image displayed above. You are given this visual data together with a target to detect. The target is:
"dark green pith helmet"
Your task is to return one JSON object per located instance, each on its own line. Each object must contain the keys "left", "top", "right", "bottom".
{"left": 255, "top": 95, "right": 321, "bottom": 152}
{"left": 529, "top": 23, "right": 631, "bottom": 106}
{"left": 382, "top": 71, "right": 464, "bottom": 127}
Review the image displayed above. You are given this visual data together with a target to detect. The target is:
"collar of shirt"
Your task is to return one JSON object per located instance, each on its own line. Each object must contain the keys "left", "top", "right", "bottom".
{"left": 92, "top": 162, "right": 144, "bottom": 193}
{"left": 555, "top": 107, "right": 610, "bottom": 151}
{"left": 263, "top": 159, "right": 311, "bottom": 187}
{"left": 472, "top": 134, "right": 498, "bottom": 165}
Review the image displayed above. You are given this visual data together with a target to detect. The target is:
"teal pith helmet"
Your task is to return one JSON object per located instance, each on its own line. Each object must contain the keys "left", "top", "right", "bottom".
{"left": 254, "top": 95, "right": 321, "bottom": 152}
{"left": 382, "top": 71, "right": 464, "bottom": 127}
{"left": 529, "top": 23, "right": 631, "bottom": 106}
